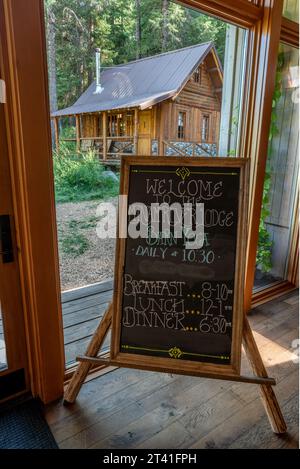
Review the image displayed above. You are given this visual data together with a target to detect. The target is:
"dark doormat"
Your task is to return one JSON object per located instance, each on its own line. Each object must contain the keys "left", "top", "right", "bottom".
{"left": 0, "top": 398, "right": 58, "bottom": 449}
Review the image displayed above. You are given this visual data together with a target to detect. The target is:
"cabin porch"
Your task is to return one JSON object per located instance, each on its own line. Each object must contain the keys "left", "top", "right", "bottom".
{"left": 52, "top": 108, "right": 219, "bottom": 160}
{"left": 53, "top": 110, "right": 138, "bottom": 161}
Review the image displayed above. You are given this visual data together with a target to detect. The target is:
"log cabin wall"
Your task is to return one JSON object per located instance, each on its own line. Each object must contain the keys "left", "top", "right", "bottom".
{"left": 160, "top": 58, "right": 221, "bottom": 144}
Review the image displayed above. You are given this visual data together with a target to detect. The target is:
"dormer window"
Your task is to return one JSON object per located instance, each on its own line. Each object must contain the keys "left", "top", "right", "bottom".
{"left": 194, "top": 68, "right": 201, "bottom": 84}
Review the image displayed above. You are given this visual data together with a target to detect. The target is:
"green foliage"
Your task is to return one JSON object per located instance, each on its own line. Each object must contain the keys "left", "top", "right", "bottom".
{"left": 45, "top": 0, "right": 227, "bottom": 109}
{"left": 256, "top": 220, "right": 273, "bottom": 273}
{"left": 61, "top": 230, "right": 89, "bottom": 256}
{"left": 53, "top": 146, "right": 119, "bottom": 202}
{"left": 256, "top": 52, "right": 285, "bottom": 273}
{"left": 68, "top": 216, "right": 99, "bottom": 230}
{"left": 59, "top": 215, "right": 102, "bottom": 257}
{"left": 58, "top": 123, "right": 77, "bottom": 152}
{"left": 60, "top": 124, "right": 76, "bottom": 139}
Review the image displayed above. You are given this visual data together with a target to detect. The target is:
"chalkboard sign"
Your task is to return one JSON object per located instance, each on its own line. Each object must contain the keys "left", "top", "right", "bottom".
{"left": 111, "top": 157, "right": 249, "bottom": 377}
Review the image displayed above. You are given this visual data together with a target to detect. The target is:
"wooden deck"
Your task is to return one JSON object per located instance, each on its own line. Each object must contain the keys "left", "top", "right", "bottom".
{"left": 47, "top": 289, "right": 299, "bottom": 449}
{"left": 1, "top": 279, "right": 113, "bottom": 370}
{"left": 62, "top": 280, "right": 113, "bottom": 367}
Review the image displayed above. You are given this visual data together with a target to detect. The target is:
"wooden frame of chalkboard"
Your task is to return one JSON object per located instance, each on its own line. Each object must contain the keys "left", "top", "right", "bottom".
{"left": 110, "top": 156, "right": 250, "bottom": 380}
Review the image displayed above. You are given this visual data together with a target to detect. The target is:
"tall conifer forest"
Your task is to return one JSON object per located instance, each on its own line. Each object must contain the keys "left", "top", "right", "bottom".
{"left": 45, "top": 0, "right": 226, "bottom": 112}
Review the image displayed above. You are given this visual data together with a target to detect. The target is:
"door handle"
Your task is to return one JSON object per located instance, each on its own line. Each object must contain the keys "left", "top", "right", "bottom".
{"left": 0, "top": 215, "right": 14, "bottom": 263}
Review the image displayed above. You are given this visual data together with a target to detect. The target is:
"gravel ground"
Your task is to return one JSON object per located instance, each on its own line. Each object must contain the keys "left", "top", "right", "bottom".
{"left": 56, "top": 197, "right": 117, "bottom": 291}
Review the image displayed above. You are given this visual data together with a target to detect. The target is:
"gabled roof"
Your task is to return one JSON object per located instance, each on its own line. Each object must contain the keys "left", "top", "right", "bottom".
{"left": 52, "top": 42, "right": 222, "bottom": 117}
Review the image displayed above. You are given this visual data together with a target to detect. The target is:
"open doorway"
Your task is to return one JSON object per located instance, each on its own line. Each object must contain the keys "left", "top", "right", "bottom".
{"left": 43, "top": 0, "right": 248, "bottom": 368}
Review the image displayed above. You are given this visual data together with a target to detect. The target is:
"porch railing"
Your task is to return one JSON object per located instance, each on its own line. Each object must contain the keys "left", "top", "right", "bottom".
{"left": 107, "top": 136, "right": 134, "bottom": 157}
{"left": 163, "top": 140, "right": 218, "bottom": 157}
{"left": 59, "top": 136, "right": 218, "bottom": 158}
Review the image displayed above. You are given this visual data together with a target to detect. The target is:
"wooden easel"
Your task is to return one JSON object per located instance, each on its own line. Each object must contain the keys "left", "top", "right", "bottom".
{"left": 64, "top": 301, "right": 287, "bottom": 435}
{"left": 64, "top": 157, "right": 286, "bottom": 435}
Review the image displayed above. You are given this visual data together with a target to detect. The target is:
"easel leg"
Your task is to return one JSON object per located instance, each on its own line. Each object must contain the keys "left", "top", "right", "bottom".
{"left": 64, "top": 303, "right": 113, "bottom": 404}
{"left": 243, "top": 317, "right": 287, "bottom": 434}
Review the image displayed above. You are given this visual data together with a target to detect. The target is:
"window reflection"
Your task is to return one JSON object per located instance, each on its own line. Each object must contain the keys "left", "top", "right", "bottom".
{"left": 283, "top": 0, "right": 299, "bottom": 22}
{"left": 254, "top": 43, "right": 299, "bottom": 289}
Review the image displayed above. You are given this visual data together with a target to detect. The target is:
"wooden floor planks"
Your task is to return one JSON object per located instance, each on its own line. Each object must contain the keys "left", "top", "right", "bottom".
{"left": 46, "top": 289, "right": 299, "bottom": 449}
{"left": 61, "top": 280, "right": 113, "bottom": 366}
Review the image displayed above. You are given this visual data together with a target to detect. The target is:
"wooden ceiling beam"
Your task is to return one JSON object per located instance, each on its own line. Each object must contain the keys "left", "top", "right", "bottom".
{"left": 176, "top": 0, "right": 263, "bottom": 29}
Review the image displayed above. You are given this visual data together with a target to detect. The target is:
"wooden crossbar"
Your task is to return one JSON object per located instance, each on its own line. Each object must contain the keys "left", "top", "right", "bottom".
{"left": 76, "top": 355, "right": 276, "bottom": 386}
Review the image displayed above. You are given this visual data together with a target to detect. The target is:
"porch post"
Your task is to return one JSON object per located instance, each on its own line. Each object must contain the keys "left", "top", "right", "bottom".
{"left": 134, "top": 108, "right": 139, "bottom": 155}
{"left": 54, "top": 117, "right": 59, "bottom": 152}
{"left": 158, "top": 104, "right": 164, "bottom": 156}
{"left": 75, "top": 115, "right": 80, "bottom": 153}
{"left": 102, "top": 111, "right": 107, "bottom": 161}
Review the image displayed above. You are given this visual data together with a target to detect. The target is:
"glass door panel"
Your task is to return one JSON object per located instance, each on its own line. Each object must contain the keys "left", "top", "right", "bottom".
{"left": 44, "top": 0, "right": 248, "bottom": 367}
{"left": 254, "top": 43, "right": 299, "bottom": 289}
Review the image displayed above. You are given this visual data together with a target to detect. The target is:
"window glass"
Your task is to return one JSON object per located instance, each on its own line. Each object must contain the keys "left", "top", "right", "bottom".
{"left": 254, "top": 43, "right": 299, "bottom": 289}
{"left": 194, "top": 68, "right": 201, "bottom": 83}
{"left": 283, "top": 0, "right": 299, "bottom": 22}
{"left": 178, "top": 112, "right": 185, "bottom": 139}
{"left": 202, "top": 115, "right": 210, "bottom": 142}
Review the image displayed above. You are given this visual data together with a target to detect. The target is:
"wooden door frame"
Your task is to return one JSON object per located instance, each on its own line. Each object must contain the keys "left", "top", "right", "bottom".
{"left": 1, "top": 0, "right": 64, "bottom": 404}
{"left": 0, "top": 20, "right": 29, "bottom": 396}
{"left": 243, "top": 5, "right": 299, "bottom": 309}
{"left": 0, "top": 0, "right": 296, "bottom": 402}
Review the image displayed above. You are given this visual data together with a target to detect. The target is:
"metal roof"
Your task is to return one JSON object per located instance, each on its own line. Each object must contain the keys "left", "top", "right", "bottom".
{"left": 52, "top": 42, "right": 219, "bottom": 117}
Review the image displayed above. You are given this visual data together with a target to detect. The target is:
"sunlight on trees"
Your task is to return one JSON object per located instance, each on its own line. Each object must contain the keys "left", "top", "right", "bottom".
{"left": 44, "top": 0, "right": 226, "bottom": 110}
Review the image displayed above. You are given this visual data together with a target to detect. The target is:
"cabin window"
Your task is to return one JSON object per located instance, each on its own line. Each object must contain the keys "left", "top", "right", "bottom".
{"left": 202, "top": 115, "right": 210, "bottom": 142}
{"left": 177, "top": 112, "right": 186, "bottom": 139}
{"left": 194, "top": 68, "right": 201, "bottom": 83}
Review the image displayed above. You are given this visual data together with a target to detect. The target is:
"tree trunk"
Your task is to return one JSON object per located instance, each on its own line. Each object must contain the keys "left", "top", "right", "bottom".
{"left": 88, "top": 17, "right": 95, "bottom": 85}
{"left": 161, "top": 0, "right": 169, "bottom": 51}
{"left": 135, "top": 0, "right": 142, "bottom": 59}
{"left": 46, "top": 6, "right": 58, "bottom": 148}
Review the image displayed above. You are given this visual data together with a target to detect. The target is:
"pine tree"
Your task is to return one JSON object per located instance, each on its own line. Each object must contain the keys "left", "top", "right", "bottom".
{"left": 135, "top": 0, "right": 142, "bottom": 59}
{"left": 161, "top": 0, "right": 169, "bottom": 51}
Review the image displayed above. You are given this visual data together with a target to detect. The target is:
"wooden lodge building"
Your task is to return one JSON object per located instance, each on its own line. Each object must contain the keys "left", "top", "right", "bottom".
{"left": 52, "top": 42, "right": 223, "bottom": 160}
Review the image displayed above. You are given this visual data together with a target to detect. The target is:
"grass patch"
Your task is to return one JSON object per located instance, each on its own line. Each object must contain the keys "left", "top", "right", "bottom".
{"left": 53, "top": 146, "right": 119, "bottom": 203}
{"left": 59, "top": 215, "right": 101, "bottom": 257}
{"left": 68, "top": 215, "right": 99, "bottom": 230}
{"left": 59, "top": 215, "right": 103, "bottom": 258}
{"left": 61, "top": 231, "right": 89, "bottom": 256}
